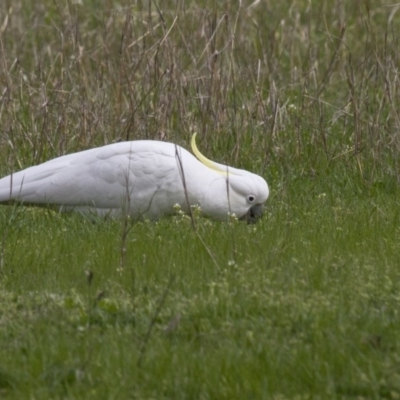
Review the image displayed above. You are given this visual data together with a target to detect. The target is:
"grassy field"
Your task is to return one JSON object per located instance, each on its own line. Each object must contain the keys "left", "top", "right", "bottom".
{"left": 1, "top": 0, "right": 400, "bottom": 398}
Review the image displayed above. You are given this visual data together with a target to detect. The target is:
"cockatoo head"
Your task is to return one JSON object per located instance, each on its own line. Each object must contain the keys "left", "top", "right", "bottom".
{"left": 228, "top": 173, "right": 269, "bottom": 223}
{"left": 191, "top": 134, "right": 269, "bottom": 223}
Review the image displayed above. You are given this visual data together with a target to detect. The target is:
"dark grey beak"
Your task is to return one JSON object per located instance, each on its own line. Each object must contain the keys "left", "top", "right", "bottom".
{"left": 239, "top": 203, "right": 264, "bottom": 224}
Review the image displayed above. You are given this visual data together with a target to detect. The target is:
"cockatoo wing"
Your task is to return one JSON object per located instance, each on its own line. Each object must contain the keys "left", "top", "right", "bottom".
{"left": 0, "top": 141, "right": 192, "bottom": 219}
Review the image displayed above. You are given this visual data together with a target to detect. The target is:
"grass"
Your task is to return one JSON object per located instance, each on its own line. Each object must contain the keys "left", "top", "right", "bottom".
{"left": 1, "top": 0, "right": 400, "bottom": 398}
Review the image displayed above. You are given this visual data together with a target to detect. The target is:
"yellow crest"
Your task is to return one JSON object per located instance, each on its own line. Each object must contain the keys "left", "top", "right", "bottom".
{"left": 191, "top": 133, "right": 229, "bottom": 176}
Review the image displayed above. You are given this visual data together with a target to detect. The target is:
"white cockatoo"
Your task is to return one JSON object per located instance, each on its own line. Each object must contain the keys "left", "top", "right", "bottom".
{"left": 0, "top": 134, "right": 269, "bottom": 223}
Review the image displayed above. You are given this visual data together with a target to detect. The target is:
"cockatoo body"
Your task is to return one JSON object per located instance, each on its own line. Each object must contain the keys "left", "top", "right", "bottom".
{"left": 0, "top": 135, "right": 269, "bottom": 222}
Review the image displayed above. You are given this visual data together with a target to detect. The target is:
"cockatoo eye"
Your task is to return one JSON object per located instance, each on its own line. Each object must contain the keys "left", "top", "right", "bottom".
{"left": 247, "top": 195, "right": 256, "bottom": 203}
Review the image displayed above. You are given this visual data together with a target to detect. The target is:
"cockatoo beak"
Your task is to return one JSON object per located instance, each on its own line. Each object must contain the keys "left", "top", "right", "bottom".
{"left": 239, "top": 203, "right": 265, "bottom": 224}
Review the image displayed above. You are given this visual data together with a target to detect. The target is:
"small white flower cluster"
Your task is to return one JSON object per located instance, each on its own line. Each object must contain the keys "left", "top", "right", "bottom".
{"left": 227, "top": 212, "right": 238, "bottom": 223}
{"left": 173, "top": 203, "right": 185, "bottom": 216}
{"left": 190, "top": 204, "right": 202, "bottom": 218}
{"left": 172, "top": 203, "right": 203, "bottom": 223}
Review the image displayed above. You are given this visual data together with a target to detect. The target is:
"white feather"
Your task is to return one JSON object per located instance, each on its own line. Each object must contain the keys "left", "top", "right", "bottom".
{"left": 0, "top": 136, "right": 269, "bottom": 222}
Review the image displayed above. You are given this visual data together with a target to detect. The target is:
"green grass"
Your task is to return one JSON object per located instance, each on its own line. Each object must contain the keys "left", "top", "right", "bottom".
{"left": 1, "top": 0, "right": 400, "bottom": 398}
